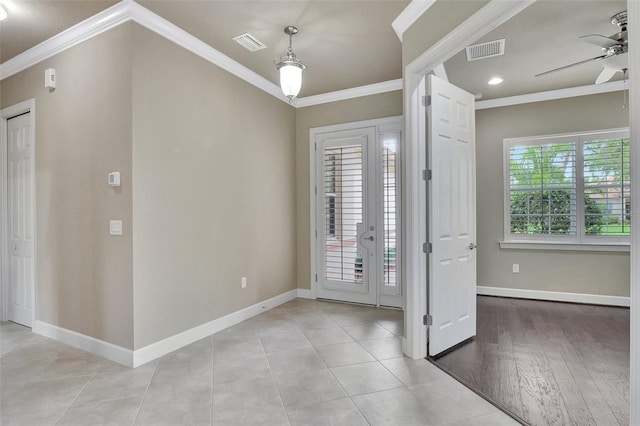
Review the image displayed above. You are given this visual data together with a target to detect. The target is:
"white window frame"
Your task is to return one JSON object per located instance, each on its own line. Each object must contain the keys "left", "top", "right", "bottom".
{"left": 501, "top": 127, "right": 631, "bottom": 251}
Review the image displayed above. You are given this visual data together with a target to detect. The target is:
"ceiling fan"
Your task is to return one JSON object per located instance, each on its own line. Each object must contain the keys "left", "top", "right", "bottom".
{"left": 536, "top": 11, "right": 628, "bottom": 84}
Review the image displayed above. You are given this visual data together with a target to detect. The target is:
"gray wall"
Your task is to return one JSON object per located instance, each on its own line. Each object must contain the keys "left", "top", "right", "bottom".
{"left": 477, "top": 92, "right": 630, "bottom": 297}
{"left": 1, "top": 24, "right": 134, "bottom": 348}
{"left": 131, "top": 25, "right": 297, "bottom": 348}
{"left": 295, "top": 91, "right": 403, "bottom": 290}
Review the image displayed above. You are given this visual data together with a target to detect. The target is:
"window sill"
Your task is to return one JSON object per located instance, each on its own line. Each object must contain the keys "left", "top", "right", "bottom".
{"left": 499, "top": 240, "right": 630, "bottom": 252}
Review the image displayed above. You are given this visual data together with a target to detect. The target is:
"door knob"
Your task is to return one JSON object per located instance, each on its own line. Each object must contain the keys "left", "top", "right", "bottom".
{"left": 365, "top": 236, "right": 374, "bottom": 241}
{"left": 468, "top": 243, "right": 477, "bottom": 250}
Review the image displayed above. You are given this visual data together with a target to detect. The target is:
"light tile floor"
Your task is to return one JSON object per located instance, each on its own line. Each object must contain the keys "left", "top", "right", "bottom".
{"left": 1, "top": 298, "right": 520, "bottom": 426}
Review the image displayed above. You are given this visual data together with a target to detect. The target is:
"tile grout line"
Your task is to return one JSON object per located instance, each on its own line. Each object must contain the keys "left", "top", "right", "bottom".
{"left": 52, "top": 364, "right": 103, "bottom": 425}
{"left": 131, "top": 359, "right": 160, "bottom": 425}
{"left": 260, "top": 329, "right": 293, "bottom": 426}
{"left": 318, "top": 322, "right": 375, "bottom": 425}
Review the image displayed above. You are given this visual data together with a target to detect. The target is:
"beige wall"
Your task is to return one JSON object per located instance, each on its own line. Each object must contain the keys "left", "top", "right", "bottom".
{"left": 295, "top": 91, "right": 403, "bottom": 290}
{"left": 402, "top": 0, "right": 488, "bottom": 66}
{"left": 1, "top": 24, "right": 134, "bottom": 348}
{"left": 131, "top": 25, "right": 297, "bottom": 348}
{"left": 477, "top": 92, "right": 630, "bottom": 297}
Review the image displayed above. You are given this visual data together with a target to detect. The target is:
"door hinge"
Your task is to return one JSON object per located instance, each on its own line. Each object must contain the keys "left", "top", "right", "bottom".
{"left": 314, "top": 142, "right": 317, "bottom": 151}
{"left": 315, "top": 274, "right": 318, "bottom": 282}
{"left": 315, "top": 230, "right": 318, "bottom": 238}
{"left": 422, "top": 95, "right": 431, "bottom": 107}
{"left": 422, "top": 242, "right": 432, "bottom": 254}
{"left": 315, "top": 186, "right": 317, "bottom": 195}
{"left": 423, "top": 314, "right": 432, "bottom": 326}
{"left": 421, "top": 169, "right": 432, "bottom": 181}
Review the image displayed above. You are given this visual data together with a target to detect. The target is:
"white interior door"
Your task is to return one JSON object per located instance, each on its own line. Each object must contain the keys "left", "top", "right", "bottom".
{"left": 427, "top": 74, "right": 476, "bottom": 356}
{"left": 7, "top": 113, "right": 35, "bottom": 327}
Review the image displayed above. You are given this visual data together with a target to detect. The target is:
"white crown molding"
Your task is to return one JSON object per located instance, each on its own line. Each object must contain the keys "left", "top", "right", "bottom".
{"left": 406, "top": 0, "right": 536, "bottom": 78}
{"left": 0, "top": 0, "right": 289, "bottom": 104}
{"left": 127, "top": 1, "right": 286, "bottom": 103}
{"left": 476, "top": 80, "right": 628, "bottom": 110}
{"left": 0, "top": 0, "right": 400, "bottom": 107}
{"left": 432, "top": 63, "right": 448, "bottom": 82}
{"left": 0, "top": 0, "right": 131, "bottom": 80}
{"left": 477, "top": 286, "right": 630, "bottom": 307}
{"left": 295, "top": 79, "right": 403, "bottom": 108}
{"left": 0, "top": 0, "right": 623, "bottom": 110}
{"left": 391, "top": 0, "right": 437, "bottom": 41}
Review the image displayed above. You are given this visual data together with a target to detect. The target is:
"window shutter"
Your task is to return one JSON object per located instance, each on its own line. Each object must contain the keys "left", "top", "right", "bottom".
{"left": 323, "top": 146, "right": 363, "bottom": 283}
{"left": 583, "top": 138, "right": 631, "bottom": 236}
{"left": 508, "top": 142, "right": 576, "bottom": 236}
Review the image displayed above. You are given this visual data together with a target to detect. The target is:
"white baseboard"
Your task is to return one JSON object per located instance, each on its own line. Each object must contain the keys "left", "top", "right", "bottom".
{"left": 477, "top": 286, "right": 630, "bottom": 307}
{"left": 33, "top": 320, "right": 134, "bottom": 367}
{"left": 296, "top": 288, "right": 314, "bottom": 299}
{"left": 32, "top": 288, "right": 299, "bottom": 368}
{"left": 132, "top": 289, "right": 298, "bottom": 367}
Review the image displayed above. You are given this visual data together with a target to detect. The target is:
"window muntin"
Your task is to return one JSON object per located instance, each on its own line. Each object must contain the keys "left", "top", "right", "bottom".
{"left": 504, "top": 129, "right": 630, "bottom": 243}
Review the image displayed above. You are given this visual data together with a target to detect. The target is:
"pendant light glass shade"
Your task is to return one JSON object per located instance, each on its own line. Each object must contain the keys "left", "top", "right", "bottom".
{"left": 278, "top": 63, "right": 303, "bottom": 100}
{"left": 275, "top": 26, "right": 305, "bottom": 103}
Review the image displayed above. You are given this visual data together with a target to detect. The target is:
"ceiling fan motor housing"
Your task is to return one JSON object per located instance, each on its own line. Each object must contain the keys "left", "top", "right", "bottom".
{"left": 611, "top": 11, "right": 627, "bottom": 29}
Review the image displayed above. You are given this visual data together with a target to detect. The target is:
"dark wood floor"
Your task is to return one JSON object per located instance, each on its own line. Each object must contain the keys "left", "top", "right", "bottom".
{"left": 433, "top": 296, "right": 630, "bottom": 426}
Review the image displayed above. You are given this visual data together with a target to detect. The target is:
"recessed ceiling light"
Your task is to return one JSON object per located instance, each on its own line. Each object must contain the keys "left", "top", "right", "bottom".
{"left": 488, "top": 77, "right": 503, "bottom": 85}
{"left": 0, "top": 5, "right": 7, "bottom": 21}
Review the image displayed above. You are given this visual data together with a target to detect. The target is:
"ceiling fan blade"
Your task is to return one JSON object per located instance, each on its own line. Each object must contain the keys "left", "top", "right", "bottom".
{"left": 595, "top": 68, "right": 618, "bottom": 84}
{"left": 535, "top": 54, "right": 608, "bottom": 77}
{"left": 580, "top": 34, "right": 619, "bottom": 48}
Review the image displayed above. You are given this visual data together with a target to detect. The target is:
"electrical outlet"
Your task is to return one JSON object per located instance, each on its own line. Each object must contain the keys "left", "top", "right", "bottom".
{"left": 512, "top": 263, "right": 520, "bottom": 273}
{"left": 241, "top": 276, "right": 247, "bottom": 288}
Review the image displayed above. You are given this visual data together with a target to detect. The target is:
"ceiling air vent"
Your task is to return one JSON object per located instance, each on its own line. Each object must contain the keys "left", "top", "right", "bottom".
{"left": 232, "top": 33, "right": 267, "bottom": 52}
{"left": 465, "top": 39, "right": 506, "bottom": 61}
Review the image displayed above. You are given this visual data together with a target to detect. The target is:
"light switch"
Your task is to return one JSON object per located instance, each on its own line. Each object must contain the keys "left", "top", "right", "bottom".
{"left": 110, "top": 220, "right": 123, "bottom": 236}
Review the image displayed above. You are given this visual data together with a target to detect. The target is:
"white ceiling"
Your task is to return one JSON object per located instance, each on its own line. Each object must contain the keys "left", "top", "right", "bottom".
{"left": 0, "top": 0, "right": 629, "bottom": 100}
{"left": 0, "top": 0, "right": 407, "bottom": 97}
{"left": 445, "top": 0, "right": 628, "bottom": 100}
{"left": 0, "top": 0, "right": 118, "bottom": 63}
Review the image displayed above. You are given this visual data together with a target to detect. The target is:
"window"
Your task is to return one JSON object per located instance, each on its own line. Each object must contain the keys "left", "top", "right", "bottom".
{"left": 504, "top": 129, "right": 630, "bottom": 245}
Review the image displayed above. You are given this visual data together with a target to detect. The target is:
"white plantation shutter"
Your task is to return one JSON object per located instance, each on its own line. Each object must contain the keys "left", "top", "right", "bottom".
{"left": 583, "top": 136, "right": 631, "bottom": 236}
{"left": 382, "top": 134, "right": 399, "bottom": 295}
{"left": 508, "top": 141, "right": 577, "bottom": 236}
{"left": 323, "top": 146, "right": 363, "bottom": 283}
{"left": 505, "top": 129, "right": 631, "bottom": 243}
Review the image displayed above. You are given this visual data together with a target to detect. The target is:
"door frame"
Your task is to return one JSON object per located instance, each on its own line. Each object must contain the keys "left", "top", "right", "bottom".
{"left": 405, "top": 1, "right": 639, "bottom": 423}
{"left": 0, "top": 98, "right": 36, "bottom": 325}
{"left": 309, "top": 115, "right": 403, "bottom": 306}
{"left": 402, "top": 0, "right": 535, "bottom": 359}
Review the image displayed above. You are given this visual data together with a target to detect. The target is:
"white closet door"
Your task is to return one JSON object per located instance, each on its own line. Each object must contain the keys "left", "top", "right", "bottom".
{"left": 7, "top": 112, "right": 35, "bottom": 327}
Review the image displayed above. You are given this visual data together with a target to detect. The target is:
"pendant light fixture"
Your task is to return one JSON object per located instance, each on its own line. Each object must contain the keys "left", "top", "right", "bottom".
{"left": 275, "top": 26, "right": 306, "bottom": 103}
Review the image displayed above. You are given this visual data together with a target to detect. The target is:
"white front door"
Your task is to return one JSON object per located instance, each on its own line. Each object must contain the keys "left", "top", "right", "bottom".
{"left": 427, "top": 74, "right": 477, "bottom": 356}
{"left": 315, "top": 124, "right": 402, "bottom": 307}
{"left": 7, "top": 113, "right": 35, "bottom": 327}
